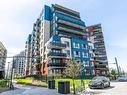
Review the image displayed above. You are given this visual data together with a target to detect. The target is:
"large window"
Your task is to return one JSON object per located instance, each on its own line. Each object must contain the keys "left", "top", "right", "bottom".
{"left": 83, "top": 61, "right": 89, "bottom": 66}
{"left": 74, "top": 51, "right": 80, "bottom": 57}
{"left": 64, "top": 41, "right": 70, "bottom": 47}
{"left": 82, "top": 44, "right": 87, "bottom": 49}
{"left": 82, "top": 52, "right": 88, "bottom": 58}
{"left": 73, "top": 42, "right": 80, "bottom": 48}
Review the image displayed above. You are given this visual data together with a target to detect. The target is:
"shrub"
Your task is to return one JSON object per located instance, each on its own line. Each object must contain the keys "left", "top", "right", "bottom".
{"left": 0, "top": 80, "right": 8, "bottom": 87}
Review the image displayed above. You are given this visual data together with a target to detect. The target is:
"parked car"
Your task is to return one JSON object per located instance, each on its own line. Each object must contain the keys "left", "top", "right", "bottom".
{"left": 89, "top": 76, "right": 110, "bottom": 89}
{"left": 117, "top": 76, "right": 127, "bottom": 82}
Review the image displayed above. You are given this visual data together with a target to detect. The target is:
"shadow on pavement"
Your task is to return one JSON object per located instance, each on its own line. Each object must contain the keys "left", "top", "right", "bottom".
{"left": 90, "top": 86, "right": 115, "bottom": 90}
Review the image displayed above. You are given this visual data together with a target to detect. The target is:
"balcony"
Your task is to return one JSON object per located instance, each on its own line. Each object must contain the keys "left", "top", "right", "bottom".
{"left": 96, "top": 59, "right": 108, "bottom": 63}
{"left": 95, "top": 64, "right": 108, "bottom": 70}
{"left": 47, "top": 42, "right": 66, "bottom": 49}
{"left": 57, "top": 26, "right": 86, "bottom": 36}
{"left": 48, "top": 62, "right": 67, "bottom": 67}
{"left": 57, "top": 19, "right": 85, "bottom": 30}
{"left": 47, "top": 52, "right": 67, "bottom": 58}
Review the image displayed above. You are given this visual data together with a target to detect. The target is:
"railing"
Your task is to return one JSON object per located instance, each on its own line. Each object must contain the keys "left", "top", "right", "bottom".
{"left": 47, "top": 52, "right": 67, "bottom": 57}
{"left": 57, "top": 26, "right": 86, "bottom": 36}
{"left": 47, "top": 42, "right": 66, "bottom": 49}
{"left": 48, "top": 62, "right": 67, "bottom": 67}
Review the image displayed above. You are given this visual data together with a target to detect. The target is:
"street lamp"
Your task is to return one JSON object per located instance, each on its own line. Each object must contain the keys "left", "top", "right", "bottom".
{"left": 109, "top": 57, "right": 120, "bottom": 77}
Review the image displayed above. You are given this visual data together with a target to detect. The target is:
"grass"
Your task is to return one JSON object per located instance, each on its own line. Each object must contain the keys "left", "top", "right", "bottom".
{"left": 16, "top": 77, "right": 48, "bottom": 87}
{"left": 55, "top": 78, "right": 91, "bottom": 92}
{"left": 16, "top": 77, "right": 91, "bottom": 93}
{"left": 0, "top": 80, "right": 8, "bottom": 87}
{"left": 0, "top": 80, "right": 10, "bottom": 93}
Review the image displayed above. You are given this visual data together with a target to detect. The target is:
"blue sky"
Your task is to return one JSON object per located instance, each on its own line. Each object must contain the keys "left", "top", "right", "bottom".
{"left": 0, "top": 0, "right": 127, "bottom": 71}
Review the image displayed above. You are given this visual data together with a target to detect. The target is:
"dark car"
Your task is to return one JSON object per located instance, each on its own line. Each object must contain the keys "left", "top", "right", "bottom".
{"left": 89, "top": 76, "right": 110, "bottom": 89}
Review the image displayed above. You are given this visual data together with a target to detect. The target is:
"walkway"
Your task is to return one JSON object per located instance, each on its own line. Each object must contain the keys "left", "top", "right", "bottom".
{"left": 0, "top": 84, "right": 73, "bottom": 95}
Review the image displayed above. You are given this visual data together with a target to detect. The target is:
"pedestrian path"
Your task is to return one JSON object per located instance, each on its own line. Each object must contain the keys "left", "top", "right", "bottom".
{"left": 0, "top": 84, "right": 73, "bottom": 95}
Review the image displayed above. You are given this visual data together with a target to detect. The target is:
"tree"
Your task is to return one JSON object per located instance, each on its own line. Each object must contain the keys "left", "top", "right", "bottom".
{"left": 64, "top": 59, "right": 81, "bottom": 94}
{"left": 111, "top": 69, "right": 117, "bottom": 79}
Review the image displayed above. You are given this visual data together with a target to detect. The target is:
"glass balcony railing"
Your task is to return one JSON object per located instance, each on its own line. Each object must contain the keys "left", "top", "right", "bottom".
{"left": 48, "top": 62, "right": 67, "bottom": 67}
{"left": 47, "top": 42, "right": 66, "bottom": 49}
{"left": 47, "top": 52, "right": 67, "bottom": 57}
{"left": 57, "top": 26, "right": 86, "bottom": 36}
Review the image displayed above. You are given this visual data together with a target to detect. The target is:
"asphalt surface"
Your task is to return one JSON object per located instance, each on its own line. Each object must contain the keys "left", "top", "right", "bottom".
{"left": 79, "top": 81, "right": 127, "bottom": 95}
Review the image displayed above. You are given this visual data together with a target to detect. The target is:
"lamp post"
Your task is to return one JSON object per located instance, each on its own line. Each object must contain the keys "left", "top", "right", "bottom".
{"left": 115, "top": 57, "right": 120, "bottom": 77}
{"left": 9, "top": 57, "right": 14, "bottom": 89}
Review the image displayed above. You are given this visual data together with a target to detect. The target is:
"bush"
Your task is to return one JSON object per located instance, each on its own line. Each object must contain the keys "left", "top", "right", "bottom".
{"left": 0, "top": 80, "right": 8, "bottom": 87}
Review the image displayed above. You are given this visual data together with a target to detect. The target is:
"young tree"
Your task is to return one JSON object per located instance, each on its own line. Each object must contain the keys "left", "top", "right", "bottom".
{"left": 64, "top": 59, "right": 81, "bottom": 94}
{"left": 111, "top": 69, "right": 117, "bottom": 79}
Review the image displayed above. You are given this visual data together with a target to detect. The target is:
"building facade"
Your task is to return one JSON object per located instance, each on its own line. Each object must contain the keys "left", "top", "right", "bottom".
{"left": 0, "top": 41, "right": 7, "bottom": 79}
{"left": 25, "top": 4, "right": 108, "bottom": 77}
{"left": 13, "top": 51, "right": 25, "bottom": 77}
{"left": 42, "top": 4, "right": 95, "bottom": 78}
{"left": 25, "top": 34, "right": 31, "bottom": 75}
{"left": 86, "top": 24, "right": 108, "bottom": 75}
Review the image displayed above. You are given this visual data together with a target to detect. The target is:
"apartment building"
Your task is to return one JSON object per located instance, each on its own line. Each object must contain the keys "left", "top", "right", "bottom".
{"left": 25, "top": 18, "right": 42, "bottom": 75}
{"left": 0, "top": 41, "right": 7, "bottom": 79}
{"left": 25, "top": 34, "right": 31, "bottom": 75}
{"left": 13, "top": 51, "right": 25, "bottom": 76}
{"left": 25, "top": 4, "right": 109, "bottom": 77}
{"left": 39, "top": 4, "right": 94, "bottom": 78}
{"left": 86, "top": 24, "right": 109, "bottom": 75}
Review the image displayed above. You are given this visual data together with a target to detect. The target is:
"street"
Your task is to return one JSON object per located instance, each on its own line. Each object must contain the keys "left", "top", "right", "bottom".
{"left": 0, "top": 81, "right": 127, "bottom": 95}
{"left": 79, "top": 81, "right": 127, "bottom": 95}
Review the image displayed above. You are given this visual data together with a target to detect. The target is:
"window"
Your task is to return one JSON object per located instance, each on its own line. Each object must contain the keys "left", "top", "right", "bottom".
{"left": 74, "top": 51, "right": 80, "bottom": 57}
{"left": 85, "top": 70, "right": 90, "bottom": 75}
{"left": 85, "top": 61, "right": 89, "bottom": 66}
{"left": 91, "top": 62, "right": 94, "bottom": 66}
{"left": 66, "top": 50, "right": 70, "bottom": 56}
{"left": 82, "top": 52, "right": 88, "bottom": 58}
{"left": 73, "top": 42, "right": 80, "bottom": 48}
{"left": 82, "top": 44, "right": 86, "bottom": 49}
{"left": 92, "top": 70, "right": 95, "bottom": 74}
{"left": 65, "top": 41, "right": 69, "bottom": 47}
{"left": 83, "top": 61, "right": 89, "bottom": 66}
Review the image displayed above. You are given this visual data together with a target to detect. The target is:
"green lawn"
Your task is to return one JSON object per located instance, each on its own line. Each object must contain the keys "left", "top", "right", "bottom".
{"left": 16, "top": 77, "right": 48, "bottom": 87}
{"left": 55, "top": 78, "right": 91, "bottom": 92}
{"left": 16, "top": 78, "right": 91, "bottom": 92}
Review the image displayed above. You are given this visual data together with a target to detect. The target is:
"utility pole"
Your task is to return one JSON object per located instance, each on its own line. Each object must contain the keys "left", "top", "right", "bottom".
{"left": 115, "top": 57, "right": 120, "bottom": 77}
{"left": 9, "top": 57, "right": 14, "bottom": 89}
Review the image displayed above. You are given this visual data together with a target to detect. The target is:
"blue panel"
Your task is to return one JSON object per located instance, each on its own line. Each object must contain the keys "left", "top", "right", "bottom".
{"left": 44, "top": 5, "right": 51, "bottom": 21}
{"left": 52, "top": 35, "right": 61, "bottom": 42}
{"left": 71, "top": 38, "right": 89, "bottom": 61}
{"left": 55, "top": 12, "right": 85, "bottom": 26}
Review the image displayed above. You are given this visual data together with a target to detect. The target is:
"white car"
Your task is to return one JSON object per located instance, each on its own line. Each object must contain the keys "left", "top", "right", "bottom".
{"left": 117, "top": 76, "right": 127, "bottom": 82}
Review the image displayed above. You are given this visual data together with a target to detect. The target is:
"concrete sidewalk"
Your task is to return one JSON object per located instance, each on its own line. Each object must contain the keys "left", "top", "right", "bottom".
{"left": 0, "top": 84, "right": 73, "bottom": 95}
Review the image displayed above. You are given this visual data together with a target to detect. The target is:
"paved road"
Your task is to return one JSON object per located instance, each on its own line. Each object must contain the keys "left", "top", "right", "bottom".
{"left": 1, "top": 81, "right": 127, "bottom": 95}
{"left": 79, "top": 81, "right": 127, "bottom": 95}
{"left": 0, "top": 84, "right": 73, "bottom": 95}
